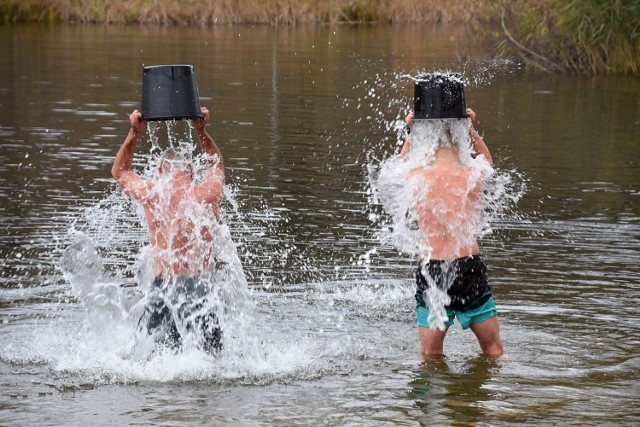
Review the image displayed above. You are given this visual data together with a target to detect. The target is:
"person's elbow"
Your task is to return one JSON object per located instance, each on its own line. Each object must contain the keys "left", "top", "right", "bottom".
{"left": 483, "top": 150, "right": 493, "bottom": 165}
{"left": 111, "top": 164, "right": 121, "bottom": 181}
{"left": 111, "top": 164, "right": 128, "bottom": 184}
{"left": 481, "top": 153, "right": 493, "bottom": 166}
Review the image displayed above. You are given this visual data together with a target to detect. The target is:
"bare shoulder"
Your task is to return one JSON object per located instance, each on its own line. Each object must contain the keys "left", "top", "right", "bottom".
{"left": 195, "top": 168, "right": 224, "bottom": 204}
{"left": 118, "top": 171, "right": 154, "bottom": 203}
{"left": 407, "top": 166, "right": 431, "bottom": 178}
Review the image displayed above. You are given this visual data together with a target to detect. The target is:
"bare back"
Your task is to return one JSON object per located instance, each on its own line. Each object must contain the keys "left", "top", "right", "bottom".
{"left": 112, "top": 108, "right": 225, "bottom": 278}
{"left": 409, "top": 148, "right": 483, "bottom": 260}
{"left": 120, "top": 169, "right": 224, "bottom": 277}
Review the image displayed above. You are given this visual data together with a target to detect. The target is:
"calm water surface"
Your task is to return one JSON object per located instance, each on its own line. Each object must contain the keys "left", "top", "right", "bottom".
{"left": 1, "top": 24, "right": 639, "bottom": 426}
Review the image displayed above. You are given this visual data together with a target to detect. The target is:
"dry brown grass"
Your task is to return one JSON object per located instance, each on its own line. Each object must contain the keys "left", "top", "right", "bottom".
{"left": 0, "top": 0, "right": 502, "bottom": 25}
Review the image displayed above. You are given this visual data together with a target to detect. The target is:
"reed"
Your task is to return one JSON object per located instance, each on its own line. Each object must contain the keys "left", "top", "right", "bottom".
{"left": 0, "top": 0, "right": 501, "bottom": 25}
{"left": 500, "top": 0, "right": 640, "bottom": 75}
{"left": 0, "top": 0, "right": 60, "bottom": 24}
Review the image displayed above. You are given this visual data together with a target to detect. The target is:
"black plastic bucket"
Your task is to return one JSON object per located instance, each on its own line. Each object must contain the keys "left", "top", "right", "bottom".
{"left": 141, "top": 65, "right": 204, "bottom": 121}
{"left": 413, "top": 73, "right": 467, "bottom": 120}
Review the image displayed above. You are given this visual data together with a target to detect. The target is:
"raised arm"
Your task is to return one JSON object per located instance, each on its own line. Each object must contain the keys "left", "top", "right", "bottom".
{"left": 193, "top": 107, "right": 224, "bottom": 173}
{"left": 466, "top": 108, "right": 493, "bottom": 165}
{"left": 193, "top": 107, "right": 225, "bottom": 210}
{"left": 400, "top": 112, "right": 413, "bottom": 159}
{"left": 112, "top": 109, "right": 152, "bottom": 201}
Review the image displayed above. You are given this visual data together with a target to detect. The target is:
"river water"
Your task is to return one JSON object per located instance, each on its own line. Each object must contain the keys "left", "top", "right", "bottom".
{"left": 1, "top": 24, "right": 639, "bottom": 426}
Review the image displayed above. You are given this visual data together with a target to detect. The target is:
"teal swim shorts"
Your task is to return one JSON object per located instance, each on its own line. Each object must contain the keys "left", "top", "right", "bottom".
{"left": 416, "top": 296, "right": 498, "bottom": 330}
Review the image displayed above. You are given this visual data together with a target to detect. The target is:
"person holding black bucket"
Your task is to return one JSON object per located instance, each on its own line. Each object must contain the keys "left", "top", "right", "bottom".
{"left": 112, "top": 65, "right": 225, "bottom": 353}
{"left": 402, "top": 73, "right": 503, "bottom": 358}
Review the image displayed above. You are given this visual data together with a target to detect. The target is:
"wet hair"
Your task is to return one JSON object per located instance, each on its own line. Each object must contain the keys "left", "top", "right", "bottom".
{"left": 158, "top": 148, "right": 193, "bottom": 175}
{"left": 408, "top": 118, "right": 473, "bottom": 164}
{"left": 412, "top": 118, "right": 469, "bottom": 148}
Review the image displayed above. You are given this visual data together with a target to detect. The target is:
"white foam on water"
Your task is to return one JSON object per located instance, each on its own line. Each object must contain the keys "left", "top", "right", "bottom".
{"left": 2, "top": 311, "right": 326, "bottom": 385}
{"left": 324, "top": 279, "right": 412, "bottom": 321}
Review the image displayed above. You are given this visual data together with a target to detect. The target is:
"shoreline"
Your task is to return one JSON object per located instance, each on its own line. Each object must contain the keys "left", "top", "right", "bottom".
{"left": 1, "top": 0, "right": 637, "bottom": 75}
{"left": 0, "top": 1, "right": 501, "bottom": 26}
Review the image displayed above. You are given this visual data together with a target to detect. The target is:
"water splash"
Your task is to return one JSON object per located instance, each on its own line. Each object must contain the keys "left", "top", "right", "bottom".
{"left": 361, "top": 71, "right": 527, "bottom": 329}
{"left": 54, "top": 120, "right": 320, "bottom": 382}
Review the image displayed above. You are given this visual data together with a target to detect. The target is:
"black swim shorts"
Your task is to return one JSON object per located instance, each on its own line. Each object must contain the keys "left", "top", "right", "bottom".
{"left": 415, "top": 255, "right": 492, "bottom": 312}
{"left": 144, "top": 276, "right": 222, "bottom": 352}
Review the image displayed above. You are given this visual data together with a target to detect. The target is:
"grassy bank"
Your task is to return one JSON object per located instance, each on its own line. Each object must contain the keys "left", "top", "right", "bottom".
{"left": 0, "top": 0, "right": 502, "bottom": 26}
{"left": 1, "top": 0, "right": 638, "bottom": 75}
{"left": 500, "top": 0, "right": 640, "bottom": 75}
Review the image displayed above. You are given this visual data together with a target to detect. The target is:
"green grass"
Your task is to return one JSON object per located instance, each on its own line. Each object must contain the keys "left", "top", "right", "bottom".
{"left": 499, "top": 0, "right": 640, "bottom": 75}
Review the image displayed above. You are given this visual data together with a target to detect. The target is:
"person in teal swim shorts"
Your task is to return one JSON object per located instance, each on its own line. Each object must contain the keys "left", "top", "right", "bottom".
{"left": 402, "top": 101, "right": 504, "bottom": 359}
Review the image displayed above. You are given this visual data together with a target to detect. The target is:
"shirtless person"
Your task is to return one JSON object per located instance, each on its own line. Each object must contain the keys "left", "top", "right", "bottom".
{"left": 112, "top": 107, "right": 225, "bottom": 352}
{"left": 403, "top": 108, "right": 504, "bottom": 358}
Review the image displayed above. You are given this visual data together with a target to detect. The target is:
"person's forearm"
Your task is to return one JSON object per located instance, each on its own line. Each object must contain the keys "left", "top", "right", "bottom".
{"left": 470, "top": 126, "right": 492, "bottom": 165}
{"left": 400, "top": 113, "right": 413, "bottom": 160}
{"left": 198, "top": 126, "right": 224, "bottom": 168}
{"left": 112, "top": 127, "right": 139, "bottom": 180}
{"left": 400, "top": 138, "right": 411, "bottom": 159}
